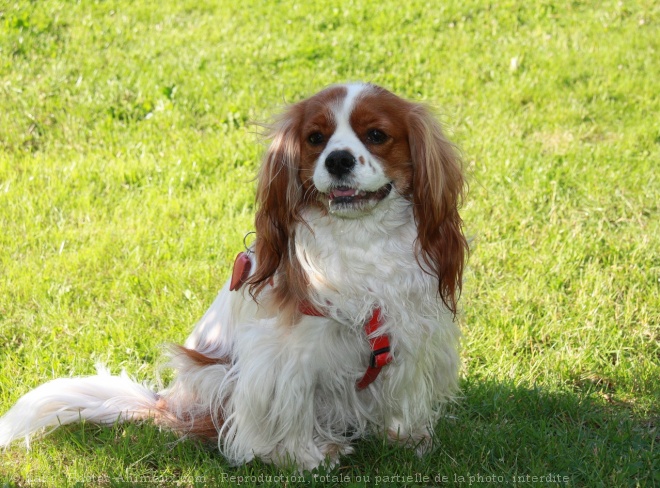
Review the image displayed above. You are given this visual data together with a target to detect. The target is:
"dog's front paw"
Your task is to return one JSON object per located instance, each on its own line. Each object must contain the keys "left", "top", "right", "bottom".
{"left": 387, "top": 421, "right": 433, "bottom": 457}
{"left": 263, "top": 440, "right": 352, "bottom": 472}
{"left": 319, "top": 441, "right": 354, "bottom": 468}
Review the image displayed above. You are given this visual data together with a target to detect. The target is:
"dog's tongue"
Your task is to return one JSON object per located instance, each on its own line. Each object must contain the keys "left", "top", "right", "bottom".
{"left": 332, "top": 188, "right": 357, "bottom": 198}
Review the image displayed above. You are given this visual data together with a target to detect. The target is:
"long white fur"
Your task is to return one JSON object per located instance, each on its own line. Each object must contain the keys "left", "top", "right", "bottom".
{"left": 0, "top": 366, "right": 158, "bottom": 449}
{"left": 0, "top": 83, "right": 460, "bottom": 470}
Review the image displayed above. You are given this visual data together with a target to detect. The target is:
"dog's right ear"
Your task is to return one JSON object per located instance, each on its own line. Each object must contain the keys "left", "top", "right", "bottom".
{"left": 248, "top": 101, "right": 306, "bottom": 298}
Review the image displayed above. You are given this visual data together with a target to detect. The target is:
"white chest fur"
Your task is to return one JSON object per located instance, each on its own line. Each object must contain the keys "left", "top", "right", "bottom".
{"left": 294, "top": 198, "right": 445, "bottom": 334}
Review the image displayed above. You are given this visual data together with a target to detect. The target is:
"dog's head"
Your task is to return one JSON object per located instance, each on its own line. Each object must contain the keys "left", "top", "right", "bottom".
{"left": 249, "top": 83, "right": 467, "bottom": 315}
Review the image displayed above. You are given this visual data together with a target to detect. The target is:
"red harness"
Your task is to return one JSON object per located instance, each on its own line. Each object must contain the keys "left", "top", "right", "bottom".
{"left": 231, "top": 251, "right": 393, "bottom": 390}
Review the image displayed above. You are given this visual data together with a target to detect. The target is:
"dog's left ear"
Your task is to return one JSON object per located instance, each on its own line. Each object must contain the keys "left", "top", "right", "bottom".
{"left": 248, "top": 102, "right": 306, "bottom": 297}
{"left": 408, "top": 104, "right": 468, "bottom": 316}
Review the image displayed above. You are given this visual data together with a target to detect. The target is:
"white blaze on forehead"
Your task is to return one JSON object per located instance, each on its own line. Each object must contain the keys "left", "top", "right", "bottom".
{"left": 313, "top": 83, "right": 390, "bottom": 193}
{"left": 332, "top": 83, "right": 369, "bottom": 126}
{"left": 325, "top": 83, "right": 368, "bottom": 152}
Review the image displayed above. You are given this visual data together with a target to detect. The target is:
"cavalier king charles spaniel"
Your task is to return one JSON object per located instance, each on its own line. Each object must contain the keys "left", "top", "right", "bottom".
{"left": 0, "top": 83, "right": 468, "bottom": 470}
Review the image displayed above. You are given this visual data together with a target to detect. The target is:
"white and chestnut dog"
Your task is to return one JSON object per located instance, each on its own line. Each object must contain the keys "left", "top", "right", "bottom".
{"left": 0, "top": 83, "right": 467, "bottom": 470}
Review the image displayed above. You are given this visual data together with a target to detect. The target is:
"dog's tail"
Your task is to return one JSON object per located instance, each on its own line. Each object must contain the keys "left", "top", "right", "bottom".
{"left": 0, "top": 365, "right": 167, "bottom": 448}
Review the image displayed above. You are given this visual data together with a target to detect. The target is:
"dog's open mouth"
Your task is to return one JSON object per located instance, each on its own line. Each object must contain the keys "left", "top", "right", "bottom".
{"left": 326, "top": 183, "right": 393, "bottom": 216}
{"left": 329, "top": 183, "right": 393, "bottom": 204}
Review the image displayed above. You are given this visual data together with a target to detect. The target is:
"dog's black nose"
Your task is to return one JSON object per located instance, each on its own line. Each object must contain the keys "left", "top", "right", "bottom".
{"left": 325, "top": 150, "right": 356, "bottom": 178}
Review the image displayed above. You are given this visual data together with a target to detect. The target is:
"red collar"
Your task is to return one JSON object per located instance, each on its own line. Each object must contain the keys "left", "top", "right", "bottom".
{"left": 231, "top": 251, "right": 393, "bottom": 390}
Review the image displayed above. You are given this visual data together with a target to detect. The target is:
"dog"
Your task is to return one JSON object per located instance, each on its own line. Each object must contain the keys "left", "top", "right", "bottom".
{"left": 0, "top": 83, "right": 468, "bottom": 470}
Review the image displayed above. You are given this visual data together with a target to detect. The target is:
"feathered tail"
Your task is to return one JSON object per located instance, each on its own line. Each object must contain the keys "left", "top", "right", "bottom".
{"left": 0, "top": 365, "right": 161, "bottom": 448}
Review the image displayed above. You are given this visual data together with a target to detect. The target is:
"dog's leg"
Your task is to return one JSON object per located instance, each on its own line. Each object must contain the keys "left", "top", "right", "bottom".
{"left": 223, "top": 329, "right": 322, "bottom": 468}
{"left": 381, "top": 319, "right": 460, "bottom": 456}
{"left": 218, "top": 316, "right": 357, "bottom": 470}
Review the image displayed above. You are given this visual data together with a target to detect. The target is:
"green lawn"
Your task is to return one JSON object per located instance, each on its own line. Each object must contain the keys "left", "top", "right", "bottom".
{"left": 1, "top": 0, "right": 658, "bottom": 486}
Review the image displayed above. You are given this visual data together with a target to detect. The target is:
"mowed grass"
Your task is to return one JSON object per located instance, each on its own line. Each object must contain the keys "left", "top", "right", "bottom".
{"left": 1, "top": 0, "right": 658, "bottom": 486}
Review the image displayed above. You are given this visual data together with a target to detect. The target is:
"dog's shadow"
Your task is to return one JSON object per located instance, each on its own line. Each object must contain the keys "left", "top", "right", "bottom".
{"left": 13, "top": 379, "right": 657, "bottom": 486}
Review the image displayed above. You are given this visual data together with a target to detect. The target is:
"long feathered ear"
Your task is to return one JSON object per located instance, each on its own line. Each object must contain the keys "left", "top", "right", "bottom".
{"left": 247, "top": 102, "right": 306, "bottom": 298}
{"left": 408, "top": 104, "right": 468, "bottom": 317}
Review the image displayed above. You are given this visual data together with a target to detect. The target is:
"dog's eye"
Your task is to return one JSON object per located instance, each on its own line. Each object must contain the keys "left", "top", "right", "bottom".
{"left": 307, "top": 132, "right": 325, "bottom": 145}
{"left": 366, "top": 129, "right": 388, "bottom": 145}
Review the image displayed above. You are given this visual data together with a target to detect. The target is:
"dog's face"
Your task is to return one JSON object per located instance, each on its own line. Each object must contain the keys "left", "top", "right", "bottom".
{"left": 250, "top": 83, "right": 467, "bottom": 315}
{"left": 297, "top": 84, "right": 413, "bottom": 218}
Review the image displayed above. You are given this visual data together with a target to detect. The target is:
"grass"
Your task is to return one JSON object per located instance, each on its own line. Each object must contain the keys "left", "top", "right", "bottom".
{"left": 0, "top": 0, "right": 658, "bottom": 486}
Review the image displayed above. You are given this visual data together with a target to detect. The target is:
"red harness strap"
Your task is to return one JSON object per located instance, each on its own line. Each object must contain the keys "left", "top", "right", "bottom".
{"left": 231, "top": 251, "right": 393, "bottom": 390}
{"left": 354, "top": 307, "right": 393, "bottom": 390}
{"left": 297, "top": 300, "right": 325, "bottom": 317}
{"left": 299, "top": 301, "right": 392, "bottom": 390}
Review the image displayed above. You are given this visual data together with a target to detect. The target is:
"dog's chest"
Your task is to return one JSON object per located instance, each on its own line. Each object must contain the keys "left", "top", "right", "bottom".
{"left": 294, "top": 207, "right": 436, "bottom": 320}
